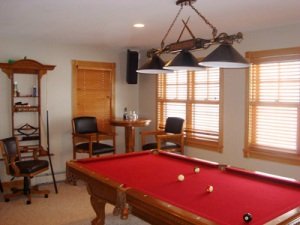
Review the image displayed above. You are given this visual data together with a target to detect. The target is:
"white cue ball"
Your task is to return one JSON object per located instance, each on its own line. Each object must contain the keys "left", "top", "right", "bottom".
{"left": 178, "top": 174, "right": 185, "bottom": 181}
{"left": 207, "top": 185, "right": 214, "bottom": 193}
{"left": 194, "top": 167, "right": 200, "bottom": 173}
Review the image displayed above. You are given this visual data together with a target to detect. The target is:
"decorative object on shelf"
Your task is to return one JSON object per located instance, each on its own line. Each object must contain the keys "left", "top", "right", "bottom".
{"left": 32, "top": 85, "right": 37, "bottom": 97}
{"left": 16, "top": 123, "right": 39, "bottom": 141}
{"left": 13, "top": 81, "right": 19, "bottom": 97}
{"left": 137, "top": 0, "right": 249, "bottom": 74}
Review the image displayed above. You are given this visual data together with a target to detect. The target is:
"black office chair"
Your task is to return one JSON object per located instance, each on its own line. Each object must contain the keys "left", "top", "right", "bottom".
{"left": 72, "top": 116, "right": 116, "bottom": 159}
{"left": 0, "top": 137, "right": 49, "bottom": 204}
{"left": 141, "top": 117, "right": 185, "bottom": 154}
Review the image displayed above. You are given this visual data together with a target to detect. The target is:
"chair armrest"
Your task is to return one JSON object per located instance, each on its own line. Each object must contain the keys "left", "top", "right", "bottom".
{"left": 140, "top": 130, "right": 165, "bottom": 146}
{"left": 156, "top": 133, "right": 184, "bottom": 152}
{"left": 72, "top": 132, "right": 94, "bottom": 139}
{"left": 9, "top": 156, "right": 21, "bottom": 176}
{"left": 140, "top": 130, "right": 165, "bottom": 136}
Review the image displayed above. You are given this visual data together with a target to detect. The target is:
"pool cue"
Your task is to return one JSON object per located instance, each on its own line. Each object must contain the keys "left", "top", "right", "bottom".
{"left": 47, "top": 110, "right": 58, "bottom": 193}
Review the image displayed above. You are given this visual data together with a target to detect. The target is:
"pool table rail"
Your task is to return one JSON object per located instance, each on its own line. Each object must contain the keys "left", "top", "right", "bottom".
{"left": 126, "top": 188, "right": 218, "bottom": 225}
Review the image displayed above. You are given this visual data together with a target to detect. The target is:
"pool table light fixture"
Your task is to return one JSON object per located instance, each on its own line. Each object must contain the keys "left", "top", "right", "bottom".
{"left": 137, "top": 0, "right": 249, "bottom": 74}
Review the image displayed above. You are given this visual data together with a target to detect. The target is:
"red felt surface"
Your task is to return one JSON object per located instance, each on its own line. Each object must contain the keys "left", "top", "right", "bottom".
{"left": 77, "top": 151, "right": 300, "bottom": 225}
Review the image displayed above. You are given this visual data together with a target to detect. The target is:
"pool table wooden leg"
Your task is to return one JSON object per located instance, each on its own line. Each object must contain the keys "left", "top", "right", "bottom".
{"left": 90, "top": 194, "right": 106, "bottom": 225}
{"left": 113, "top": 189, "right": 129, "bottom": 219}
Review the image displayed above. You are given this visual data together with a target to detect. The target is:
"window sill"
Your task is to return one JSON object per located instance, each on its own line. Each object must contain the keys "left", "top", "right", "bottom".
{"left": 244, "top": 147, "right": 300, "bottom": 166}
{"left": 186, "top": 139, "right": 223, "bottom": 153}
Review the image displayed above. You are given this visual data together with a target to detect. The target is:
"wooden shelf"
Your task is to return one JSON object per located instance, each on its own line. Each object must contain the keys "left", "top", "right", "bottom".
{"left": 0, "top": 59, "right": 55, "bottom": 153}
{"left": 14, "top": 106, "right": 39, "bottom": 112}
{"left": 14, "top": 95, "right": 39, "bottom": 98}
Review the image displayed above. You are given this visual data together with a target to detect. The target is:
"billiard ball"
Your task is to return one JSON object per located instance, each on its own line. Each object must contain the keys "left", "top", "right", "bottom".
{"left": 194, "top": 167, "right": 200, "bottom": 173}
{"left": 206, "top": 185, "right": 213, "bottom": 193}
{"left": 243, "top": 213, "right": 252, "bottom": 223}
{"left": 177, "top": 174, "right": 185, "bottom": 181}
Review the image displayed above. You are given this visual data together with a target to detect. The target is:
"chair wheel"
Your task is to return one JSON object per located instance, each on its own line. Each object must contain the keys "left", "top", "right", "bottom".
{"left": 26, "top": 200, "right": 31, "bottom": 205}
{"left": 44, "top": 194, "right": 48, "bottom": 198}
{"left": 5, "top": 198, "right": 9, "bottom": 202}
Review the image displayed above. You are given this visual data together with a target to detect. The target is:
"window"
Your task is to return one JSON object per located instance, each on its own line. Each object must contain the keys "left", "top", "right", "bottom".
{"left": 244, "top": 47, "right": 300, "bottom": 165}
{"left": 157, "top": 68, "right": 223, "bottom": 151}
{"left": 72, "top": 60, "right": 115, "bottom": 135}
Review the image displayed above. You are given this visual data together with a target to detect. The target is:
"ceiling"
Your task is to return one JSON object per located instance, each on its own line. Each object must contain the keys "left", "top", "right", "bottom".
{"left": 1, "top": 0, "right": 300, "bottom": 52}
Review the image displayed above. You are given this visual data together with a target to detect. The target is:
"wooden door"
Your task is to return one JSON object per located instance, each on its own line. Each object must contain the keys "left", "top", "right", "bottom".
{"left": 72, "top": 60, "right": 115, "bottom": 134}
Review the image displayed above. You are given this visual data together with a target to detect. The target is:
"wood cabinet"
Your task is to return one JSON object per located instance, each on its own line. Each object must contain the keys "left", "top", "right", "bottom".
{"left": 0, "top": 59, "right": 55, "bottom": 155}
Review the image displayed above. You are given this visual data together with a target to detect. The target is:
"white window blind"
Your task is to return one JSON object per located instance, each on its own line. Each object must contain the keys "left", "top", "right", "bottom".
{"left": 245, "top": 47, "right": 300, "bottom": 164}
{"left": 157, "top": 68, "right": 223, "bottom": 151}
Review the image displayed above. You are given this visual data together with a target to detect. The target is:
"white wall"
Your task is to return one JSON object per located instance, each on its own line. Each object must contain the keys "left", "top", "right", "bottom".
{"left": 139, "top": 23, "right": 300, "bottom": 180}
{"left": 0, "top": 38, "right": 139, "bottom": 182}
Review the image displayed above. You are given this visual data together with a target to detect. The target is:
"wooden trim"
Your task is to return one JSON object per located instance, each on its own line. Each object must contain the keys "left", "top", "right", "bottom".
{"left": 244, "top": 67, "right": 250, "bottom": 151}
{"left": 73, "top": 60, "right": 115, "bottom": 70}
{"left": 244, "top": 147, "right": 300, "bottom": 166}
{"left": 71, "top": 60, "right": 78, "bottom": 118}
{"left": 246, "top": 47, "right": 300, "bottom": 60}
{"left": 218, "top": 69, "right": 224, "bottom": 153}
{"left": 0, "top": 59, "right": 55, "bottom": 78}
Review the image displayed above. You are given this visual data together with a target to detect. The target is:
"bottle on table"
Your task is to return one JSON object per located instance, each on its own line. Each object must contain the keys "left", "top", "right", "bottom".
{"left": 123, "top": 107, "right": 128, "bottom": 120}
{"left": 132, "top": 111, "right": 138, "bottom": 120}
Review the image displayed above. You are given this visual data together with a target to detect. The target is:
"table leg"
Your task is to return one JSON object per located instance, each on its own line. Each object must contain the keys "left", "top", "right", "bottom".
{"left": 125, "top": 126, "right": 135, "bottom": 153}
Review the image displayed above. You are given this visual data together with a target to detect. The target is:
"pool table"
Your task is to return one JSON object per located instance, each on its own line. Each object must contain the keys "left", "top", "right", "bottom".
{"left": 66, "top": 150, "right": 300, "bottom": 225}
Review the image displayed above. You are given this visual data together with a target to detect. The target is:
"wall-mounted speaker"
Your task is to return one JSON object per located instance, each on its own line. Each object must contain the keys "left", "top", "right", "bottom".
{"left": 126, "top": 50, "right": 139, "bottom": 84}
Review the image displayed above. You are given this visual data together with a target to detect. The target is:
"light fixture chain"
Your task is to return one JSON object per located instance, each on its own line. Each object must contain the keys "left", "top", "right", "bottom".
{"left": 161, "top": 5, "right": 183, "bottom": 49}
{"left": 189, "top": 4, "right": 218, "bottom": 39}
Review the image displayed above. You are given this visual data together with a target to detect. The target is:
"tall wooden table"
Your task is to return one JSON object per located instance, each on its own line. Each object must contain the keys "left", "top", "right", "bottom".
{"left": 111, "top": 118, "right": 151, "bottom": 153}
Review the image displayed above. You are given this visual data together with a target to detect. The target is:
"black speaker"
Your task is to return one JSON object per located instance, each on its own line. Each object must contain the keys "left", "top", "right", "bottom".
{"left": 126, "top": 50, "right": 139, "bottom": 84}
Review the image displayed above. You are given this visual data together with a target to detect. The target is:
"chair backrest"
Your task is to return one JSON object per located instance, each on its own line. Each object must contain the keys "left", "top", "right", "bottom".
{"left": 0, "top": 137, "right": 20, "bottom": 175}
{"left": 164, "top": 117, "right": 184, "bottom": 134}
{"left": 73, "top": 116, "right": 98, "bottom": 134}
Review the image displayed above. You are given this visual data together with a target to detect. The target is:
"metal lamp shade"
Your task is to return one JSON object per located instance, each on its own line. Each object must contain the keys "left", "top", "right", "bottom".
{"left": 164, "top": 49, "right": 205, "bottom": 71}
{"left": 136, "top": 55, "right": 172, "bottom": 74}
{"left": 199, "top": 44, "right": 249, "bottom": 68}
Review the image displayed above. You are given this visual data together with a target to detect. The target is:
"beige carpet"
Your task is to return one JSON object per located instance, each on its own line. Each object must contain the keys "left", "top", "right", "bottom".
{"left": 0, "top": 181, "right": 149, "bottom": 225}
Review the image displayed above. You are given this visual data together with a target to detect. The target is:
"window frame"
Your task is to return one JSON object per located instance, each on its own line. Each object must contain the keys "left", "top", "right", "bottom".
{"left": 244, "top": 47, "right": 300, "bottom": 165}
{"left": 156, "top": 69, "right": 224, "bottom": 152}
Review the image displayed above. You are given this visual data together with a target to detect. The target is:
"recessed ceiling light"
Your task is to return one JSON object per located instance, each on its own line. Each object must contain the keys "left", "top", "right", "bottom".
{"left": 133, "top": 23, "right": 145, "bottom": 28}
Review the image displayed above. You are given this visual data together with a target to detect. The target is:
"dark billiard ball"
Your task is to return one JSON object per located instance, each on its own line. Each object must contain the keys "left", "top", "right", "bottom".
{"left": 243, "top": 213, "right": 252, "bottom": 223}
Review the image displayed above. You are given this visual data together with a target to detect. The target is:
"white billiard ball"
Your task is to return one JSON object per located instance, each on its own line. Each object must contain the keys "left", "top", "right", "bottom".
{"left": 207, "top": 185, "right": 214, "bottom": 193}
{"left": 194, "top": 167, "right": 200, "bottom": 173}
{"left": 178, "top": 174, "right": 185, "bottom": 181}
